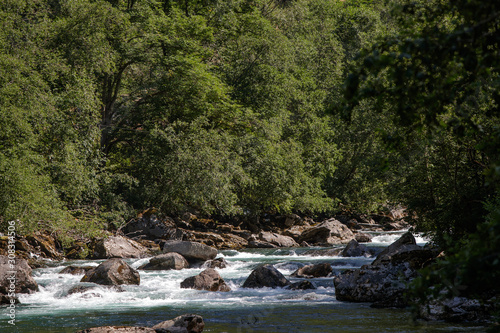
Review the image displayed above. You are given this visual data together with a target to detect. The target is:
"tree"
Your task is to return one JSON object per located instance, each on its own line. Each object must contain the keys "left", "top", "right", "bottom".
{"left": 343, "top": 0, "right": 500, "bottom": 242}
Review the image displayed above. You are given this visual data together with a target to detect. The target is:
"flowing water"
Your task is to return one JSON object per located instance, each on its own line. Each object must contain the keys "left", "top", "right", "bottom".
{"left": 2, "top": 231, "right": 486, "bottom": 332}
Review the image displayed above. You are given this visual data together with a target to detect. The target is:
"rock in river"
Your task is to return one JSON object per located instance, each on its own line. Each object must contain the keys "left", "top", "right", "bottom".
{"left": 291, "top": 263, "right": 332, "bottom": 278}
{"left": 91, "top": 235, "right": 149, "bottom": 259}
{"left": 333, "top": 232, "right": 436, "bottom": 308}
{"left": 242, "top": 264, "right": 291, "bottom": 289}
{"left": 299, "top": 218, "right": 354, "bottom": 245}
{"left": 0, "top": 255, "right": 38, "bottom": 294}
{"left": 81, "top": 258, "right": 140, "bottom": 286}
{"left": 180, "top": 268, "right": 231, "bottom": 292}
{"left": 163, "top": 240, "right": 217, "bottom": 261}
{"left": 153, "top": 314, "right": 205, "bottom": 333}
{"left": 139, "top": 253, "right": 189, "bottom": 271}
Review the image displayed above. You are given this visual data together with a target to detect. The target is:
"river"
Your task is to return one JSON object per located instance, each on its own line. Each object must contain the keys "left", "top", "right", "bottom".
{"left": 3, "top": 231, "right": 486, "bottom": 332}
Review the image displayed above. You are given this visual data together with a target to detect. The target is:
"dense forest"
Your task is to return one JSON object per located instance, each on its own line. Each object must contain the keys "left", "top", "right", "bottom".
{"left": 1, "top": 0, "right": 499, "bottom": 314}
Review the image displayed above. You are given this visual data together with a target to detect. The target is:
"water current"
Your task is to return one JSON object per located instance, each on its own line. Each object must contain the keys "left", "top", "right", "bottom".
{"left": 2, "top": 231, "right": 486, "bottom": 332}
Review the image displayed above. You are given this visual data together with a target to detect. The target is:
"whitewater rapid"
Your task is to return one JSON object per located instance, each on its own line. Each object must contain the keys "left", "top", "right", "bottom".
{"left": 9, "top": 231, "right": 484, "bottom": 333}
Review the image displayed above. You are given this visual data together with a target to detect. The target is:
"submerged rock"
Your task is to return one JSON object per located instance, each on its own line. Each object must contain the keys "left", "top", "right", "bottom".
{"left": 78, "top": 314, "right": 205, "bottom": 333}
{"left": 77, "top": 327, "right": 155, "bottom": 332}
{"left": 287, "top": 280, "right": 317, "bottom": 290}
{"left": 81, "top": 258, "right": 140, "bottom": 286}
{"left": 67, "top": 284, "right": 124, "bottom": 296}
{"left": 139, "top": 253, "right": 189, "bottom": 271}
{"left": 418, "top": 296, "right": 494, "bottom": 322}
{"left": 162, "top": 240, "right": 217, "bottom": 261}
{"left": 242, "top": 264, "right": 291, "bottom": 289}
{"left": 180, "top": 268, "right": 231, "bottom": 292}
{"left": 152, "top": 314, "right": 205, "bottom": 333}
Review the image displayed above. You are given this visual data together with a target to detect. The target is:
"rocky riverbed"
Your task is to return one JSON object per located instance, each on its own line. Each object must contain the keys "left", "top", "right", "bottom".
{"left": 0, "top": 212, "right": 492, "bottom": 332}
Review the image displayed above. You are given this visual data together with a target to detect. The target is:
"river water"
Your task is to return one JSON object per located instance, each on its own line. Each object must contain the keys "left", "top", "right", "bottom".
{"left": 3, "top": 231, "right": 486, "bottom": 332}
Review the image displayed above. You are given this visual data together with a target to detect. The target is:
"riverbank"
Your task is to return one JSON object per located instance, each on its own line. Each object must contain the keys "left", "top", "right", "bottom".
{"left": 1, "top": 212, "right": 493, "bottom": 332}
{"left": 0, "top": 232, "right": 487, "bottom": 332}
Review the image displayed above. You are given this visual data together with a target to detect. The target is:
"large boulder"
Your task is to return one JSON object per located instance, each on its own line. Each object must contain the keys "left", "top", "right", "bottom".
{"left": 180, "top": 268, "right": 231, "bottom": 292}
{"left": 242, "top": 264, "right": 291, "bottom": 289}
{"left": 291, "top": 263, "right": 332, "bottom": 278}
{"left": 152, "top": 314, "right": 205, "bottom": 333}
{"left": 333, "top": 232, "right": 436, "bottom": 307}
{"left": 139, "top": 253, "right": 189, "bottom": 271}
{"left": 258, "top": 232, "right": 298, "bottom": 247}
{"left": 91, "top": 236, "right": 149, "bottom": 259}
{"left": 341, "top": 239, "right": 371, "bottom": 257}
{"left": 370, "top": 231, "right": 419, "bottom": 265}
{"left": 0, "top": 255, "right": 38, "bottom": 294}
{"left": 299, "top": 218, "right": 355, "bottom": 245}
{"left": 162, "top": 241, "right": 217, "bottom": 261}
{"left": 81, "top": 259, "right": 140, "bottom": 286}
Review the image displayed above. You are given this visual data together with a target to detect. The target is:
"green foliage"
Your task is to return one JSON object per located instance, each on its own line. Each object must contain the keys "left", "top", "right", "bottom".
{"left": 343, "top": 0, "right": 500, "bottom": 241}
{"left": 409, "top": 197, "right": 500, "bottom": 319}
{"left": 0, "top": 0, "right": 396, "bottom": 236}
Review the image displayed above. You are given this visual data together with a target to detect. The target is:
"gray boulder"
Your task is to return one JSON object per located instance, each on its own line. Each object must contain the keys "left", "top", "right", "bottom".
{"left": 299, "top": 218, "right": 354, "bottom": 245}
{"left": 371, "top": 231, "right": 419, "bottom": 265}
{"left": 91, "top": 236, "right": 149, "bottom": 259}
{"left": 140, "top": 253, "right": 189, "bottom": 271}
{"left": 291, "top": 263, "right": 332, "bottom": 278}
{"left": 180, "top": 268, "right": 231, "bottom": 292}
{"left": 0, "top": 255, "right": 38, "bottom": 294}
{"left": 341, "top": 239, "right": 371, "bottom": 257}
{"left": 287, "top": 280, "right": 317, "bottom": 290}
{"left": 258, "top": 232, "right": 298, "bottom": 247}
{"left": 163, "top": 241, "right": 217, "bottom": 261}
{"left": 242, "top": 264, "right": 291, "bottom": 289}
{"left": 81, "top": 259, "right": 140, "bottom": 286}
{"left": 334, "top": 232, "right": 436, "bottom": 307}
{"left": 152, "top": 314, "right": 205, "bottom": 333}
